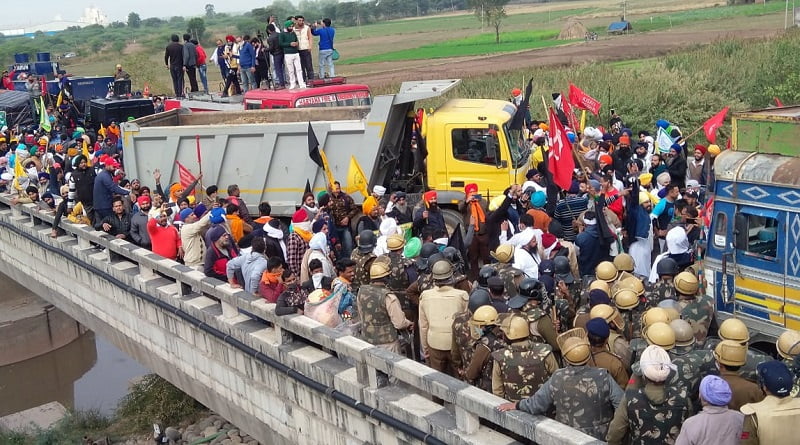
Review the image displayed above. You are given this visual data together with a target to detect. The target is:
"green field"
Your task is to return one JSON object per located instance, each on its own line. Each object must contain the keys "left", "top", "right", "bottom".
{"left": 342, "top": 29, "right": 565, "bottom": 64}
{"left": 334, "top": 7, "right": 593, "bottom": 40}
{"left": 603, "top": 1, "right": 785, "bottom": 33}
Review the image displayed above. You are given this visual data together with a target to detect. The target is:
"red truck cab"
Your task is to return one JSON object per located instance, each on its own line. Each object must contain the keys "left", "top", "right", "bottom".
{"left": 243, "top": 78, "right": 371, "bottom": 110}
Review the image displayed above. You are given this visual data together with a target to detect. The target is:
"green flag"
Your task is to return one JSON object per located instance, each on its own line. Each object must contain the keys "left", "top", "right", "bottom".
{"left": 39, "top": 97, "right": 51, "bottom": 132}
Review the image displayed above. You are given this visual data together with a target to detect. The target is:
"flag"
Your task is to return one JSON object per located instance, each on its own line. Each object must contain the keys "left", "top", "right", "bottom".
{"left": 346, "top": 155, "right": 369, "bottom": 197}
{"left": 774, "top": 97, "right": 784, "bottom": 107}
{"left": 176, "top": 161, "right": 198, "bottom": 190}
{"left": 547, "top": 107, "right": 575, "bottom": 191}
{"left": 655, "top": 127, "right": 674, "bottom": 154}
{"left": 38, "top": 96, "right": 51, "bottom": 132}
{"left": 703, "top": 106, "right": 729, "bottom": 144}
{"left": 308, "top": 122, "right": 323, "bottom": 168}
{"left": 56, "top": 90, "right": 63, "bottom": 108}
{"left": 98, "top": 123, "right": 106, "bottom": 139}
{"left": 554, "top": 92, "right": 578, "bottom": 131}
{"left": 195, "top": 135, "right": 203, "bottom": 174}
{"left": 509, "top": 78, "right": 533, "bottom": 131}
{"left": 40, "top": 75, "right": 47, "bottom": 97}
{"left": 447, "top": 223, "right": 468, "bottom": 260}
{"left": 568, "top": 83, "right": 601, "bottom": 116}
{"left": 304, "top": 179, "right": 312, "bottom": 195}
{"left": 81, "top": 140, "right": 92, "bottom": 166}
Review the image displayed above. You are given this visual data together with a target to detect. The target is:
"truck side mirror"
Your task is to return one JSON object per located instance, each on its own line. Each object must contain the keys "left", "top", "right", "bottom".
{"left": 734, "top": 213, "right": 748, "bottom": 250}
{"left": 497, "top": 159, "right": 508, "bottom": 169}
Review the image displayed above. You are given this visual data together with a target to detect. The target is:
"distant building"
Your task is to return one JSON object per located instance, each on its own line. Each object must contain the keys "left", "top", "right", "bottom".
{"left": 79, "top": 7, "right": 109, "bottom": 26}
{"left": 0, "top": 6, "right": 108, "bottom": 37}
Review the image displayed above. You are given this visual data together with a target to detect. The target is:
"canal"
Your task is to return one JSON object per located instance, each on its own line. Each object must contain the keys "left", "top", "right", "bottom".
{"left": 0, "top": 271, "right": 149, "bottom": 421}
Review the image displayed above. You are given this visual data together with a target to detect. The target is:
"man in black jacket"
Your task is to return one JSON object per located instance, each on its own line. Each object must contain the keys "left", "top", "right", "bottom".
{"left": 164, "top": 34, "right": 184, "bottom": 97}
{"left": 666, "top": 143, "right": 687, "bottom": 189}
{"left": 94, "top": 197, "right": 131, "bottom": 240}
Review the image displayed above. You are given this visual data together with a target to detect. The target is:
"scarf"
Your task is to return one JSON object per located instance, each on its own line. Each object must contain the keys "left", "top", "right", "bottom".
{"left": 469, "top": 198, "right": 485, "bottom": 231}
{"left": 226, "top": 214, "right": 244, "bottom": 242}
{"left": 261, "top": 269, "right": 282, "bottom": 285}
{"left": 293, "top": 221, "right": 313, "bottom": 243}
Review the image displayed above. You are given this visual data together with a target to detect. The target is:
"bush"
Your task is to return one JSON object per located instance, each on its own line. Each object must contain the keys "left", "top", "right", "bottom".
{"left": 115, "top": 374, "right": 206, "bottom": 431}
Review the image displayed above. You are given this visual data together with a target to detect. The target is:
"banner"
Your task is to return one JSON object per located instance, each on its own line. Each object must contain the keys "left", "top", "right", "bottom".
{"left": 547, "top": 107, "right": 575, "bottom": 190}
{"left": 568, "top": 83, "right": 601, "bottom": 116}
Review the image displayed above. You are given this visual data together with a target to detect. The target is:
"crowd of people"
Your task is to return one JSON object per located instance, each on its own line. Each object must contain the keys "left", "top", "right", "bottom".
{"left": 164, "top": 15, "right": 336, "bottom": 97}
{"left": 1, "top": 87, "right": 799, "bottom": 445}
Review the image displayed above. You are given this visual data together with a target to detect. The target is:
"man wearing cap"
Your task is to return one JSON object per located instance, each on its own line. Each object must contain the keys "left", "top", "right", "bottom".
{"left": 129, "top": 195, "right": 152, "bottom": 249}
{"left": 492, "top": 314, "right": 558, "bottom": 402}
{"left": 674, "top": 375, "right": 743, "bottom": 445}
{"left": 92, "top": 156, "right": 129, "bottom": 222}
{"left": 740, "top": 360, "right": 800, "bottom": 444}
{"left": 419, "top": 260, "right": 469, "bottom": 375}
{"left": 204, "top": 225, "right": 239, "bottom": 281}
{"left": 114, "top": 64, "right": 131, "bottom": 80}
{"left": 499, "top": 331, "right": 623, "bottom": 440}
{"left": 607, "top": 345, "right": 691, "bottom": 444}
{"left": 181, "top": 207, "right": 212, "bottom": 269}
{"left": 587, "top": 317, "right": 629, "bottom": 388}
{"left": 714, "top": 340, "right": 764, "bottom": 410}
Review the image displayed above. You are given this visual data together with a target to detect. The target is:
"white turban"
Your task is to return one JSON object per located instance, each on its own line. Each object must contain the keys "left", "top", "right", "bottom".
{"left": 640, "top": 345, "right": 675, "bottom": 383}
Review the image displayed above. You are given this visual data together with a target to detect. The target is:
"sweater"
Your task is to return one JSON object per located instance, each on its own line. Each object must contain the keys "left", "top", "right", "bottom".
{"left": 279, "top": 32, "right": 299, "bottom": 55}
{"left": 93, "top": 169, "right": 129, "bottom": 211}
{"left": 147, "top": 218, "right": 181, "bottom": 260}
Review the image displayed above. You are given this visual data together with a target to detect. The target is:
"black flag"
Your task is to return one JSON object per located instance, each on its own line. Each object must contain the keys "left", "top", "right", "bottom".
{"left": 304, "top": 179, "right": 312, "bottom": 195}
{"left": 447, "top": 223, "right": 468, "bottom": 261}
{"left": 308, "top": 122, "right": 323, "bottom": 167}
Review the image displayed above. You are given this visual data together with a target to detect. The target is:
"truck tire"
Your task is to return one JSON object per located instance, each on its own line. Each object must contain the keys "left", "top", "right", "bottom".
{"left": 441, "top": 208, "right": 466, "bottom": 239}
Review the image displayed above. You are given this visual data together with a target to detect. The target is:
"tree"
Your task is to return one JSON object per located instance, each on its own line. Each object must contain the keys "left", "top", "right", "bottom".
{"left": 186, "top": 17, "right": 206, "bottom": 42}
{"left": 205, "top": 4, "right": 216, "bottom": 18}
{"left": 109, "top": 21, "right": 127, "bottom": 29}
{"left": 169, "top": 16, "right": 185, "bottom": 25}
{"left": 128, "top": 12, "right": 142, "bottom": 28}
{"left": 142, "top": 17, "right": 166, "bottom": 27}
{"left": 469, "top": 0, "right": 509, "bottom": 43}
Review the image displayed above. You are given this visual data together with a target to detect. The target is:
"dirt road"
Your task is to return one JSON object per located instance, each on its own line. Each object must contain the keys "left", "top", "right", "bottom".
{"left": 348, "top": 28, "right": 780, "bottom": 89}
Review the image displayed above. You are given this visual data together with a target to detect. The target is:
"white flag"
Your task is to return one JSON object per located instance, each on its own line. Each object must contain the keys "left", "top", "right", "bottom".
{"left": 655, "top": 127, "right": 674, "bottom": 154}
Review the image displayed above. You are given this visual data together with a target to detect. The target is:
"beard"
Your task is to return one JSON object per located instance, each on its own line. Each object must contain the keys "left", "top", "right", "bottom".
{"left": 395, "top": 202, "right": 408, "bottom": 213}
{"left": 428, "top": 202, "right": 438, "bottom": 210}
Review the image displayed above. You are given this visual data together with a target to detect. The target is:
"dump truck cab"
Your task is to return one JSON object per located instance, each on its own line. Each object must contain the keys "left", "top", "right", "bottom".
{"left": 705, "top": 106, "right": 800, "bottom": 347}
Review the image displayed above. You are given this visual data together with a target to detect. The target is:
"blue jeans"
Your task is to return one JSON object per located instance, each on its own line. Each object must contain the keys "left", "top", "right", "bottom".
{"left": 198, "top": 64, "right": 209, "bottom": 93}
{"left": 240, "top": 67, "right": 256, "bottom": 92}
{"left": 318, "top": 49, "right": 334, "bottom": 78}
{"left": 332, "top": 224, "right": 353, "bottom": 258}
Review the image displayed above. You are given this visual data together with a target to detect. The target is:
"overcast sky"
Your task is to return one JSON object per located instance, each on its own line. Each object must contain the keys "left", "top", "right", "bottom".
{"left": 0, "top": 2, "right": 260, "bottom": 28}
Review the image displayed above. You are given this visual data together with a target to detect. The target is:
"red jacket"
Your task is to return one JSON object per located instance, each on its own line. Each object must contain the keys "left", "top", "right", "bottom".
{"left": 196, "top": 45, "right": 207, "bottom": 66}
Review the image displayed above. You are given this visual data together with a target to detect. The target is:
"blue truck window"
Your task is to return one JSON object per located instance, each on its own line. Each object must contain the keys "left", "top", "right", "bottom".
{"left": 714, "top": 212, "right": 727, "bottom": 248}
{"left": 740, "top": 213, "right": 778, "bottom": 259}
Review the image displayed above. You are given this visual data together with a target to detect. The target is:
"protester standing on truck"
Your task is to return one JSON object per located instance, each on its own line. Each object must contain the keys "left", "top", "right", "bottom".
{"left": 294, "top": 15, "right": 314, "bottom": 82}
{"left": 267, "top": 24, "right": 286, "bottom": 89}
{"left": 221, "top": 35, "right": 241, "bottom": 97}
{"left": 193, "top": 39, "right": 209, "bottom": 94}
{"left": 312, "top": 18, "right": 335, "bottom": 79}
{"left": 164, "top": 34, "right": 184, "bottom": 98}
{"left": 280, "top": 20, "right": 306, "bottom": 90}
{"left": 238, "top": 35, "right": 256, "bottom": 93}
{"left": 182, "top": 34, "right": 199, "bottom": 93}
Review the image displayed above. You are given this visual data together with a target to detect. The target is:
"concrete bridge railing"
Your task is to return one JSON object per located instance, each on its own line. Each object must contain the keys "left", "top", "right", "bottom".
{"left": 0, "top": 194, "right": 602, "bottom": 445}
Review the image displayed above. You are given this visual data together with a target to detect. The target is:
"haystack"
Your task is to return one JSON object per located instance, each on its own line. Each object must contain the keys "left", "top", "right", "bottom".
{"left": 558, "top": 19, "right": 588, "bottom": 40}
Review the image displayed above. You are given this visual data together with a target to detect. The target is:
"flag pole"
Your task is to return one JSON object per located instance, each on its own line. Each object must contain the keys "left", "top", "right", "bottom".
{"left": 542, "top": 96, "right": 590, "bottom": 180}
{"left": 195, "top": 135, "right": 204, "bottom": 201}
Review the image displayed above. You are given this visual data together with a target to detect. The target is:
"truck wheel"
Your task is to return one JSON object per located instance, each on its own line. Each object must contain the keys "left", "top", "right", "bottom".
{"left": 441, "top": 208, "right": 466, "bottom": 239}
{"left": 350, "top": 211, "right": 364, "bottom": 235}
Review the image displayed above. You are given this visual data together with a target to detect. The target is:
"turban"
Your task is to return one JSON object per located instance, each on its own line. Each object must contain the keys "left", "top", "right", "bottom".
{"left": 599, "top": 154, "right": 612, "bottom": 165}
{"left": 587, "top": 317, "right": 611, "bottom": 339}
{"left": 618, "top": 135, "right": 631, "bottom": 146}
{"left": 209, "top": 208, "right": 226, "bottom": 224}
{"left": 699, "top": 375, "right": 732, "bottom": 406}
{"left": 423, "top": 190, "right": 437, "bottom": 204}
{"left": 362, "top": 196, "right": 378, "bottom": 215}
{"left": 531, "top": 191, "right": 546, "bottom": 208}
{"left": 694, "top": 144, "right": 707, "bottom": 155}
{"left": 292, "top": 208, "right": 309, "bottom": 223}
{"left": 640, "top": 345, "right": 674, "bottom": 383}
{"left": 137, "top": 195, "right": 151, "bottom": 206}
{"left": 179, "top": 208, "right": 194, "bottom": 221}
{"left": 372, "top": 185, "right": 386, "bottom": 197}
{"left": 464, "top": 183, "right": 478, "bottom": 197}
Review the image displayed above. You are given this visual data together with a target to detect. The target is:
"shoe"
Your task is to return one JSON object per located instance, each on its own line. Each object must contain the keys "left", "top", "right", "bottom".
{"left": 220, "top": 94, "right": 228, "bottom": 98}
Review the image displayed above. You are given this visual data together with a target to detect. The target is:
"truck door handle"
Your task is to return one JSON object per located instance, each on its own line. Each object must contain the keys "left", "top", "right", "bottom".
{"left": 451, "top": 180, "right": 465, "bottom": 188}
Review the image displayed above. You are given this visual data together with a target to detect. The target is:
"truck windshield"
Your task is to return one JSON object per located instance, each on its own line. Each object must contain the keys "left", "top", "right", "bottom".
{"left": 503, "top": 122, "right": 529, "bottom": 169}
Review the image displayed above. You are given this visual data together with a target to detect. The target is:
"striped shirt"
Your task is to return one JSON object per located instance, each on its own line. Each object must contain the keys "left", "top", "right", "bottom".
{"left": 554, "top": 195, "right": 589, "bottom": 241}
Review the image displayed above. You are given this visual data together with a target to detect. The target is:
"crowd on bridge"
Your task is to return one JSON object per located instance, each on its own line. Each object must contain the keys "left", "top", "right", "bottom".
{"left": 1, "top": 90, "right": 800, "bottom": 445}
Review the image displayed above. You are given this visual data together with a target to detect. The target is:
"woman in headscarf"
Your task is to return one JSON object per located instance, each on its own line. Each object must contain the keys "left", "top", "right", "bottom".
{"left": 300, "top": 232, "right": 335, "bottom": 282}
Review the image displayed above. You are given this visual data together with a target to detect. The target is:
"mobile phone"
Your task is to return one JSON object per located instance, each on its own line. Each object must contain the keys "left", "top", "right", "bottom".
{"left": 473, "top": 194, "right": 483, "bottom": 201}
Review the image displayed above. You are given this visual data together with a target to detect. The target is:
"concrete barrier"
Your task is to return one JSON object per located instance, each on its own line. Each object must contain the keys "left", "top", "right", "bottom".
{"left": 0, "top": 194, "right": 604, "bottom": 445}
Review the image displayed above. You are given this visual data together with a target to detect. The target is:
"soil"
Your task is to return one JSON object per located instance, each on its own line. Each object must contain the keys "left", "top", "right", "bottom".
{"left": 348, "top": 27, "right": 781, "bottom": 89}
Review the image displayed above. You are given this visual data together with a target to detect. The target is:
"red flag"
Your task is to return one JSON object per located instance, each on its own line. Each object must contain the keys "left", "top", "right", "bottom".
{"left": 703, "top": 106, "right": 729, "bottom": 144}
{"left": 40, "top": 75, "right": 47, "bottom": 97}
{"left": 547, "top": 107, "right": 575, "bottom": 191}
{"left": 195, "top": 135, "right": 203, "bottom": 174}
{"left": 561, "top": 92, "right": 579, "bottom": 131}
{"left": 774, "top": 97, "right": 784, "bottom": 107}
{"left": 568, "top": 83, "right": 601, "bottom": 116}
{"left": 176, "top": 161, "right": 197, "bottom": 190}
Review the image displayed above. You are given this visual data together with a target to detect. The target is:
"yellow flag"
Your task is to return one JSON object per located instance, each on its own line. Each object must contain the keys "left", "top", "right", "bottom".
{"left": 39, "top": 96, "right": 51, "bottom": 132}
{"left": 82, "top": 140, "right": 92, "bottom": 166}
{"left": 98, "top": 123, "right": 106, "bottom": 138}
{"left": 346, "top": 155, "right": 369, "bottom": 197}
{"left": 56, "top": 90, "right": 63, "bottom": 108}
{"left": 318, "top": 149, "right": 335, "bottom": 187}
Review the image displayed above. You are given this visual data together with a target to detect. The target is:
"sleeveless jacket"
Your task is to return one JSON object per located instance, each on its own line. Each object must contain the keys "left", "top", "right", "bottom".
{"left": 351, "top": 249, "right": 376, "bottom": 294}
{"left": 549, "top": 366, "right": 617, "bottom": 440}
{"left": 357, "top": 284, "right": 396, "bottom": 345}
{"left": 492, "top": 340, "right": 553, "bottom": 402}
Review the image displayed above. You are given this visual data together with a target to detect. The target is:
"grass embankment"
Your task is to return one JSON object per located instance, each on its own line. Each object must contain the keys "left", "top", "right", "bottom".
{"left": 342, "top": 30, "right": 566, "bottom": 64}
{"left": 0, "top": 374, "right": 206, "bottom": 444}
{"left": 404, "top": 30, "right": 800, "bottom": 139}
